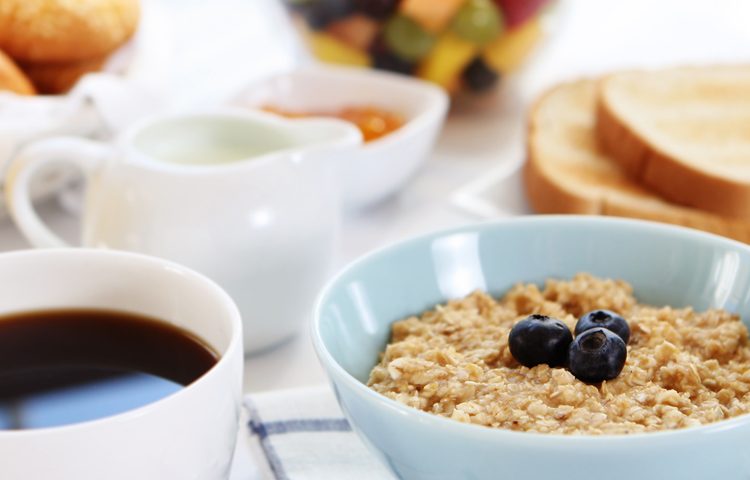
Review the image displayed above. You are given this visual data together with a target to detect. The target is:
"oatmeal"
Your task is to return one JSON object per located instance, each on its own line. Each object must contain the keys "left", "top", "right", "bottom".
{"left": 367, "top": 273, "right": 750, "bottom": 434}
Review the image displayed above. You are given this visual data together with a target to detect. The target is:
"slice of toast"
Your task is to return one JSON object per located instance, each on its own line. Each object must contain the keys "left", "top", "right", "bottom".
{"left": 596, "top": 66, "right": 750, "bottom": 219}
{"left": 525, "top": 79, "right": 750, "bottom": 243}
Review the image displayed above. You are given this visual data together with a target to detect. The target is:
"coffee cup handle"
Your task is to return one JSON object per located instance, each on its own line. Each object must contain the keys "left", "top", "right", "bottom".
{"left": 5, "top": 137, "right": 111, "bottom": 248}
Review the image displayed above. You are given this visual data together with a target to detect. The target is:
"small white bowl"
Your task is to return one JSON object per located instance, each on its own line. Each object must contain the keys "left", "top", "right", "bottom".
{"left": 234, "top": 65, "right": 449, "bottom": 210}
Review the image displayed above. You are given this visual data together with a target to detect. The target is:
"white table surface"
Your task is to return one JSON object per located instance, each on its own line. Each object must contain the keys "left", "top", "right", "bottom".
{"left": 2, "top": 0, "right": 749, "bottom": 478}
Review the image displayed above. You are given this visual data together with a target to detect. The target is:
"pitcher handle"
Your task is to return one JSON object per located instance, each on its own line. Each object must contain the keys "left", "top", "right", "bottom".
{"left": 5, "top": 137, "right": 111, "bottom": 248}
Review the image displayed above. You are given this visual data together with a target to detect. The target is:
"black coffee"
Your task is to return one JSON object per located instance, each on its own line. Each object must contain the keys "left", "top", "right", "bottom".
{"left": 0, "top": 309, "right": 218, "bottom": 430}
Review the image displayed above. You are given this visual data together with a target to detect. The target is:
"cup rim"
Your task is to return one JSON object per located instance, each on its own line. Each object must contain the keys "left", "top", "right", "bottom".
{"left": 114, "top": 108, "right": 362, "bottom": 175}
{"left": 0, "top": 248, "right": 243, "bottom": 437}
{"left": 311, "top": 215, "right": 750, "bottom": 444}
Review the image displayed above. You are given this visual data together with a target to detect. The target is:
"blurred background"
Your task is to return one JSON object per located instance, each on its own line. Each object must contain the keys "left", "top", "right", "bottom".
{"left": 1, "top": 1, "right": 749, "bottom": 477}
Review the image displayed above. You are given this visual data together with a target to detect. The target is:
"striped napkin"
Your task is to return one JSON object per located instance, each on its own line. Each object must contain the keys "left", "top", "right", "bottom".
{"left": 243, "top": 385, "right": 394, "bottom": 480}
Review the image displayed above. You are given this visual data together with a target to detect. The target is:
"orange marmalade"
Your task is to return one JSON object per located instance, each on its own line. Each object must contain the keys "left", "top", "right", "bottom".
{"left": 262, "top": 105, "right": 404, "bottom": 142}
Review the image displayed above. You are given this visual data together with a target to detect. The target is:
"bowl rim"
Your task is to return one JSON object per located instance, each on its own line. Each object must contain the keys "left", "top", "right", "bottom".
{"left": 234, "top": 63, "right": 450, "bottom": 152}
{"left": 312, "top": 215, "right": 750, "bottom": 444}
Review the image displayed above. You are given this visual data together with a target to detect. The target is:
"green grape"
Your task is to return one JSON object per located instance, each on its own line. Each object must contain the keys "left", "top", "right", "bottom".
{"left": 383, "top": 15, "right": 436, "bottom": 62}
{"left": 452, "top": 0, "right": 504, "bottom": 45}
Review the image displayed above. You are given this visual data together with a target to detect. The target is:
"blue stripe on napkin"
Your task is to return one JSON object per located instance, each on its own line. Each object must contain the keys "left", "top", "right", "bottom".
{"left": 246, "top": 398, "right": 353, "bottom": 480}
{"left": 250, "top": 418, "right": 352, "bottom": 440}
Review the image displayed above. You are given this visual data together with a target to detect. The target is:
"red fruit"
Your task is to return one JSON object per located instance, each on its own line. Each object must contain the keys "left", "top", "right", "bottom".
{"left": 494, "top": 0, "right": 548, "bottom": 28}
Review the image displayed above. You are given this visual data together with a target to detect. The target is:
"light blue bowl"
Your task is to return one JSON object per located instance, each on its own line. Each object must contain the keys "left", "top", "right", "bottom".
{"left": 312, "top": 216, "right": 750, "bottom": 480}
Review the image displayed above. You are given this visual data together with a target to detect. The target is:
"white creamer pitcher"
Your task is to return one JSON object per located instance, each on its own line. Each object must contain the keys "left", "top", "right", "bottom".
{"left": 5, "top": 109, "right": 362, "bottom": 353}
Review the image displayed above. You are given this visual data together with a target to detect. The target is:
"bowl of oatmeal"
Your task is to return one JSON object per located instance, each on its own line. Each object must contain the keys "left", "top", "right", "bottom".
{"left": 312, "top": 216, "right": 750, "bottom": 480}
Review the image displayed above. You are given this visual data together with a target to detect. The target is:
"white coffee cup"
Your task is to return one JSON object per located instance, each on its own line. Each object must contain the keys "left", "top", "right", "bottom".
{"left": 5, "top": 110, "right": 361, "bottom": 353}
{"left": 0, "top": 248, "right": 243, "bottom": 479}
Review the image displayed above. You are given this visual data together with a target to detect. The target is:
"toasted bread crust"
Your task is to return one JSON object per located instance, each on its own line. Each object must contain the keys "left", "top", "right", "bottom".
{"left": 594, "top": 95, "right": 643, "bottom": 177}
{"left": 525, "top": 86, "right": 600, "bottom": 214}
{"left": 526, "top": 79, "right": 750, "bottom": 244}
{"left": 524, "top": 153, "right": 599, "bottom": 215}
{"left": 596, "top": 69, "right": 750, "bottom": 219}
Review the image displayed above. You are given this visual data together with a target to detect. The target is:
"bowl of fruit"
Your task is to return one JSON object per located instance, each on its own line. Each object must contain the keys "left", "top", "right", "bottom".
{"left": 283, "top": 0, "right": 553, "bottom": 95}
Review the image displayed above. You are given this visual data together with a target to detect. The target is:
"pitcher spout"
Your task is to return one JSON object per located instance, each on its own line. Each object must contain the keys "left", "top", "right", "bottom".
{"left": 283, "top": 116, "right": 363, "bottom": 166}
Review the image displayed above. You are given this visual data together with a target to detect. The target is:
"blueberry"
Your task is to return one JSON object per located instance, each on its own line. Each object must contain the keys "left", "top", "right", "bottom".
{"left": 508, "top": 314, "right": 573, "bottom": 368}
{"left": 354, "top": 0, "right": 398, "bottom": 20}
{"left": 575, "top": 309, "right": 630, "bottom": 344}
{"left": 568, "top": 328, "right": 627, "bottom": 383}
{"left": 462, "top": 57, "right": 500, "bottom": 92}
{"left": 288, "top": 0, "right": 353, "bottom": 29}
{"left": 371, "top": 37, "right": 416, "bottom": 75}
